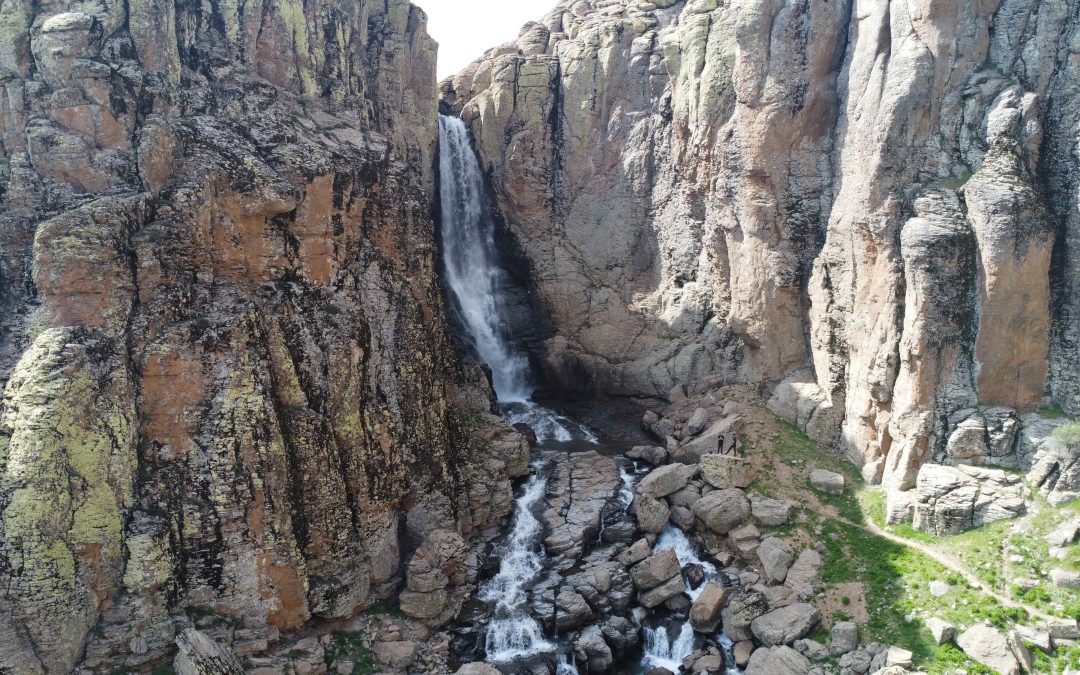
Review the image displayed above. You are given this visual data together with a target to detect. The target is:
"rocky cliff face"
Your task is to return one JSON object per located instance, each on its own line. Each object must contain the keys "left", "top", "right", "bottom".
{"left": 441, "top": 0, "right": 1080, "bottom": 488}
{"left": 0, "top": 0, "right": 528, "bottom": 671}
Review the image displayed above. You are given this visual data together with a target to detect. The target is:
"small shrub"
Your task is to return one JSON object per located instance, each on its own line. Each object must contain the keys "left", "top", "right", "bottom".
{"left": 1053, "top": 422, "right": 1080, "bottom": 449}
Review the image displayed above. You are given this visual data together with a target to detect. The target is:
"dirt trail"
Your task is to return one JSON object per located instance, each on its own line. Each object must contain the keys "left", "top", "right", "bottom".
{"left": 850, "top": 515, "right": 1061, "bottom": 625}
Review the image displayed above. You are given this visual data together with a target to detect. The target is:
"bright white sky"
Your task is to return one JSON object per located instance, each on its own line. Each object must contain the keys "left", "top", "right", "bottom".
{"left": 416, "top": 0, "right": 557, "bottom": 80}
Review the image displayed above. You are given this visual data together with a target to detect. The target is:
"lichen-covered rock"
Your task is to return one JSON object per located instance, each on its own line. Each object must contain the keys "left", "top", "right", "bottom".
{"left": 0, "top": 0, "right": 524, "bottom": 669}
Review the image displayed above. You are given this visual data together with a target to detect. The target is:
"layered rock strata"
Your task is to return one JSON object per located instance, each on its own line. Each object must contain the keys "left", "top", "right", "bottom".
{"left": 441, "top": 0, "right": 1080, "bottom": 488}
{"left": 0, "top": 0, "right": 527, "bottom": 670}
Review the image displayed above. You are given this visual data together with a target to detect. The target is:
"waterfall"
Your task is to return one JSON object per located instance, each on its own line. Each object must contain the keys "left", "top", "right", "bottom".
{"left": 438, "top": 114, "right": 532, "bottom": 401}
{"left": 479, "top": 473, "right": 555, "bottom": 662}
{"left": 438, "top": 114, "right": 594, "bottom": 444}
{"left": 656, "top": 525, "right": 720, "bottom": 601}
{"left": 642, "top": 622, "right": 695, "bottom": 672}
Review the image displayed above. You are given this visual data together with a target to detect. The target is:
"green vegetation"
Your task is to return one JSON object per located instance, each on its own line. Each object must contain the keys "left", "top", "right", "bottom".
{"left": 324, "top": 631, "right": 376, "bottom": 675}
{"left": 1053, "top": 422, "right": 1080, "bottom": 449}
{"left": 753, "top": 411, "right": 1080, "bottom": 673}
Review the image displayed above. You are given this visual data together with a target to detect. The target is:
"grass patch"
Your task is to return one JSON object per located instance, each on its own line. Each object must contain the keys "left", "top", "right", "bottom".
{"left": 324, "top": 631, "right": 376, "bottom": 674}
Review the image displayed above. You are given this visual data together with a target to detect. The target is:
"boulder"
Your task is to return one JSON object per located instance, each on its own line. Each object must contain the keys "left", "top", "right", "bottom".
{"left": 556, "top": 589, "right": 593, "bottom": 629}
{"left": 174, "top": 628, "right": 244, "bottom": 675}
{"left": 1049, "top": 621, "right": 1080, "bottom": 640}
{"left": 689, "top": 583, "right": 728, "bottom": 632}
{"left": 687, "top": 408, "right": 710, "bottom": 436}
{"left": 578, "top": 624, "right": 614, "bottom": 672}
{"left": 956, "top": 624, "right": 1021, "bottom": 675}
{"left": 750, "top": 603, "right": 820, "bottom": 646}
{"left": 733, "top": 640, "right": 754, "bottom": 667}
{"left": 671, "top": 505, "right": 696, "bottom": 531}
{"left": 793, "top": 638, "right": 829, "bottom": 660}
{"left": 630, "top": 549, "right": 681, "bottom": 589}
{"left": 639, "top": 573, "right": 687, "bottom": 608}
{"left": 745, "top": 645, "right": 812, "bottom": 675}
{"left": 722, "top": 591, "right": 770, "bottom": 641}
{"left": 751, "top": 494, "right": 792, "bottom": 525}
{"left": 628, "top": 445, "right": 669, "bottom": 466}
{"left": 885, "top": 646, "right": 913, "bottom": 668}
{"left": 808, "top": 469, "right": 845, "bottom": 495}
{"left": 1013, "top": 624, "right": 1051, "bottom": 651}
{"left": 637, "top": 463, "right": 699, "bottom": 498}
{"left": 373, "top": 641, "right": 419, "bottom": 669}
{"left": 397, "top": 588, "right": 448, "bottom": 622}
{"left": 683, "top": 563, "right": 706, "bottom": 589}
{"left": 1051, "top": 568, "right": 1080, "bottom": 588}
{"left": 925, "top": 618, "right": 955, "bottom": 645}
{"left": 700, "top": 454, "right": 756, "bottom": 489}
{"left": 632, "top": 494, "right": 671, "bottom": 534}
{"left": 758, "top": 537, "right": 795, "bottom": 583}
{"left": 617, "top": 538, "right": 652, "bottom": 567}
{"left": 693, "top": 488, "right": 751, "bottom": 534}
{"left": 784, "top": 549, "right": 823, "bottom": 598}
{"left": 1045, "top": 519, "right": 1080, "bottom": 547}
{"left": 913, "top": 463, "right": 1025, "bottom": 535}
{"left": 829, "top": 620, "right": 858, "bottom": 655}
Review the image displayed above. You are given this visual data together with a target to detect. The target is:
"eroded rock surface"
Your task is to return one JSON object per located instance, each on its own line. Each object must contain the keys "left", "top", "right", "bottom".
{"left": 0, "top": 0, "right": 529, "bottom": 670}
{"left": 441, "top": 0, "right": 1080, "bottom": 491}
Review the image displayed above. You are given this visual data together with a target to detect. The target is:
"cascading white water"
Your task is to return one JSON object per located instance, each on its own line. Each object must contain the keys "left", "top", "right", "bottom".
{"left": 479, "top": 473, "right": 555, "bottom": 662}
{"left": 656, "top": 525, "right": 720, "bottom": 601}
{"left": 439, "top": 115, "right": 531, "bottom": 401}
{"left": 438, "top": 114, "right": 593, "bottom": 444}
{"left": 642, "top": 622, "right": 695, "bottom": 672}
{"left": 618, "top": 464, "right": 637, "bottom": 508}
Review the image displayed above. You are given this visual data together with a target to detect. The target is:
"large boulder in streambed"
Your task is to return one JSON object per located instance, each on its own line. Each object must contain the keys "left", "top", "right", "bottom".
{"left": 692, "top": 488, "right": 751, "bottom": 534}
{"left": 630, "top": 549, "right": 680, "bottom": 589}
{"left": 689, "top": 583, "right": 728, "bottom": 632}
{"left": 631, "top": 494, "right": 670, "bottom": 534}
{"left": 637, "top": 463, "right": 698, "bottom": 498}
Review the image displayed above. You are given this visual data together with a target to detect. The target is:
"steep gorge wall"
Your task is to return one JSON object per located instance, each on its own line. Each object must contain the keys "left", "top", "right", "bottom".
{"left": 0, "top": 0, "right": 526, "bottom": 671}
{"left": 441, "top": 0, "right": 1080, "bottom": 487}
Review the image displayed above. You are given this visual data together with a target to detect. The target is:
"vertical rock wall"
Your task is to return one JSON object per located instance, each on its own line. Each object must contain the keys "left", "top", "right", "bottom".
{"left": 441, "top": 0, "right": 1080, "bottom": 486}
{"left": 0, "top": 0, "right": 525, "bottom": 671}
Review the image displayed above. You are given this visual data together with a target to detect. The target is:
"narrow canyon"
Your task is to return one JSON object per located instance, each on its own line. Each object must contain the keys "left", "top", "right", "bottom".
{"left": 1, "top": 0, "right": 1080, "bottom": 674}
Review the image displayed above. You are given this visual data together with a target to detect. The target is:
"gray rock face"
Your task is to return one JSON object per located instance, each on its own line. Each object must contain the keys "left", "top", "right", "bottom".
{"left": 441, "top": 0, "right": 1080, "bottom": 497}
{"left": 693, "top": 488, "right": 751, "bottom": 534}
{"left": 912, "top": 464, "right": 1025, "bottom": 534}
{"left": 543, "top": 451, "right": 622, "bottom": 564}
{"left": 722, "top": 591, "right": 770, "bottom": 642}
{"left": 700, "top": 455, "right": 756, "bottom": 489}
{"left": 750, "top": 603, "right": 820, "bottom": 647}
{"left": 173, "top": 629, "right": 243, "bottom": 675}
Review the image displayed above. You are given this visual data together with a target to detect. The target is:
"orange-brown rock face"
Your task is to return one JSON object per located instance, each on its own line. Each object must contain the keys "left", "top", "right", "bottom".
{"left": 0, "top": 0, "right": 527, "bottom": 671}
{"left": 441, "top": 0, "right": 1079, "bottom": 487}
